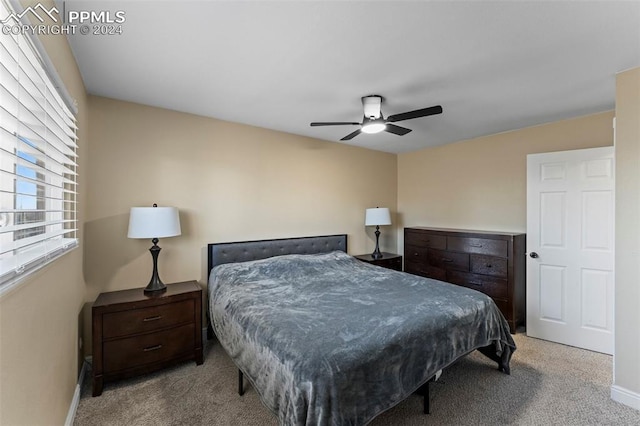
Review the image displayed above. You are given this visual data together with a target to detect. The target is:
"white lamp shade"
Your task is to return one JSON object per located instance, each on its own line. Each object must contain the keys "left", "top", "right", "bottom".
{"left": 365, "top": 207, "right": 391, "bottom": 226}
{"left": 127, "top": 206, "right": 181, "bottom": 239}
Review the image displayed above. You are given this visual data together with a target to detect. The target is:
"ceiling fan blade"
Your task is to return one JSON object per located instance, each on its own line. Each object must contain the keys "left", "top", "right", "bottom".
{"left": 341, "top": 129, "right": 362, "bottom": 140}
{"left": 387, "top": 105, "right": 443, "bottom": 123}
{"left": 384, "top": 123, "right": 412, "bottom": 136}
{"left": 310, "top": 122, "right": 361, "bottom": 127}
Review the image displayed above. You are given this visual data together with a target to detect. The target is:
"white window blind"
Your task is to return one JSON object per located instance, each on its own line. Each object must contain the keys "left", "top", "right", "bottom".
{"left": 0, "top": 0, "right": 78, "bottom": 287}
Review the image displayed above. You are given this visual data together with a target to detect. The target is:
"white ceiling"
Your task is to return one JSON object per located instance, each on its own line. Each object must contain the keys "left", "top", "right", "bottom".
{"left": 61, "top": 0, "right": 640, "bottom": 154}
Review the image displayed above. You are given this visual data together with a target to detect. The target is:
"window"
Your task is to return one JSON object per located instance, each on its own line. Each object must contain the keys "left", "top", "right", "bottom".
{"left": 0, "top": 0, "right": 78, "bottom": 288}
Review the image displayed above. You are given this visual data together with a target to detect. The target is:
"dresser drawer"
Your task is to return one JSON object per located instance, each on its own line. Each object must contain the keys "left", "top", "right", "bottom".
{"left": 425, "top": 266, "right": 447, "bottom": 281}
{"left": 491, "top": 299, "right": 511, "bottom": 321}
{"left": 104, "top": 323, "right": 195, "bottom": 372}
{"left": 405, "top": 232, "right": 446, "bottom": 250}
{"left": 447, "top": 270, "right": 508, "bottom": 299}
{"left": 103, "top": 299, "right": 195, "bottom": 339}
{"left": 470, "top": 254, "right": 508, "bottom": 278}
{"left": 428, "top": 249, "right": 469, "bottom": 272}
{"left": 404, "top": 259, "right": 427, "bottom": 276}
{"left": 405, "top": 243, "right": 429, "bottom": 263}
{"left": 447, "top": 236, "right": 508, "bottom": 257}
{"left": 404, "top": 261, "right": 447, "bottom": 281}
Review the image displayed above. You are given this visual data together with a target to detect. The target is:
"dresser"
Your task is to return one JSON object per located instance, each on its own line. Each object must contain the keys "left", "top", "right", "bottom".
{"left": 92, "top": 281, "right": 203, "bottom": 396}
{"left": 404, "top": 227, "right": 525, "bottom": 333}
{"left": 353, "top": 252, "right": 403, "bottom": 271}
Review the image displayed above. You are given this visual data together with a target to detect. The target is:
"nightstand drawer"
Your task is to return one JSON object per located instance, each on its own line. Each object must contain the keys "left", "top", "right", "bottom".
{"left": 104, "top": 323, "right": 195, "bottom": 372}
{"left": 353, "top": 253, "right": 402, "bottom": 272}
{"left": 375, "top": 257, "right": 402, "bottom": 271}
{"left": 103, "top": 299, "right": 195, "bottom": 339}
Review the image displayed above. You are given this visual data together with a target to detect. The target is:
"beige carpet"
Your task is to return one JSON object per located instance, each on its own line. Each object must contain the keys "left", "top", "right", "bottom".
{"left": 74, "top": 333, "right": 640, "bottom": 425}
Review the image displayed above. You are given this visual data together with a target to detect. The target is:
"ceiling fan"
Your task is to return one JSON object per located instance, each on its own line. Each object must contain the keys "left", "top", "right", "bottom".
{"left": 310, "top": 95, "right": 443, "bottom": 141}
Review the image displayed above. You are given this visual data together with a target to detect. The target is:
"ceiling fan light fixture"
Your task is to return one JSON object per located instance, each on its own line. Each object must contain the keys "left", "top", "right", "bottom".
{"left": 361, "top": 119, "right": 386, "bottom": 134}
{"left": 309, "top": 95, "right": 442, "bottom": 141}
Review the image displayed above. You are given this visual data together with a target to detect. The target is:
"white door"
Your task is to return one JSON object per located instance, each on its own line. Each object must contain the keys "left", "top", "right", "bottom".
{"left": 527, "top": 147, "right": 614, "bottom": 354}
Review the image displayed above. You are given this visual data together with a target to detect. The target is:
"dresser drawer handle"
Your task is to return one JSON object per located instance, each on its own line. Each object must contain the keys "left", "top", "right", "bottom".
{"left": 413, "top": 252, "right": 419, "bottom": 256}
{"left": 485, "top": 264, "right": 493, "bottom": 268}
{"left": 470, "top": 243, "right": 483, "bottom": 248}
{"left": 469, "top": 281, "right": 483, "bottom": 286}
{"left": 143, "top": 344, "right": 163, "bottom": 352}
{"left": 143, "top": 316, "right": 162, "bottom": 322}
{"left": 442, "top": 258, "right": 453, "bottom": 263}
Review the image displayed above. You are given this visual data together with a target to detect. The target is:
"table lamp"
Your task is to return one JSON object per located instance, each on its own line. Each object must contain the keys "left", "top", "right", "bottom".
{"left": 365, "top": 207, "right": 391, "bottom": 260}
{"left": 127, "top": 204, "right": 181, "bottom": 293}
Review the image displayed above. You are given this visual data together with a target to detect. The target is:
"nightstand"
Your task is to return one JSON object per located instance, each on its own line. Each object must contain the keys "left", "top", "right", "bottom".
{"left": 354, "top": 252, "right": 403, "bottom": 271}
{"left": 92, "top": 280, "right": 203, "bottom": 396}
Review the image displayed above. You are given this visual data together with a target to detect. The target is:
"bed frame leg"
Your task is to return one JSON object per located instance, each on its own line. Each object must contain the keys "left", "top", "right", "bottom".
{"left": 238, "top": 370, "right": 244, "bottom": 396}
{"left": 423, "top": 380, "right": 430, "bottom": 414}
{"left": 417, "top": 376, "right": 435, "bottom": 414}
{"left": 207, "top": 323, "right": 214, "bottom": 340}
{"left": 206, "top": 310, "right": 214, "bottom": 340}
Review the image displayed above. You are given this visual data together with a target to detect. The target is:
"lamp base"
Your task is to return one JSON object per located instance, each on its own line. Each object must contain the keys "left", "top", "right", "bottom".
{"left": 371, "top": 226, "right": 383, "bottom": 260}
{"left": 144, "top": 278, "right": 167, "bottom": 294}
{"left": 371, "top": 252, "right": 383, "bottom": 260}
{"left": 144, "top": 241, "right": 167, "bottom": 294}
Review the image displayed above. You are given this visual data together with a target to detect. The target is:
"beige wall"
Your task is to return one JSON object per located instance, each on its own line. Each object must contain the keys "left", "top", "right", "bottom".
{"left": 83, "top": 96, "right": 397, "bottom": 341}
{"left": 614, "top": 67, "right": 640, "bottom": 405}
{"left": 0, "top": 1, "right": 88, "bottom": 424}
{"left": 398, "top": 111, "right": 614, "bottom": 240}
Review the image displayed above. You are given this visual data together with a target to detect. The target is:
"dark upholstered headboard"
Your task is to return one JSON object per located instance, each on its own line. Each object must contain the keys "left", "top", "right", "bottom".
{"left": 207, "top": 234, "right": 348, "bottom": 279}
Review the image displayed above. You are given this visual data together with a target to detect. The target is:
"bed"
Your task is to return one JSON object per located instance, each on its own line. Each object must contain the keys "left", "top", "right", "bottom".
{"left": 207, "top": 235, "right": 515, "bottom": 425}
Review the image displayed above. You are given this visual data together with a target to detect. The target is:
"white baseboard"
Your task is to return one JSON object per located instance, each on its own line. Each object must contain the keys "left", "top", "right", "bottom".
{"left": 65, "top": 360, "right": 88, "bottom": 426}
{"left": 611, "top": 384, "right": 640, "bottom": 411}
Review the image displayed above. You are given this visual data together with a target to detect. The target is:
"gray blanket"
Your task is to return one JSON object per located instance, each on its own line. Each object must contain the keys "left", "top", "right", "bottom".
{"left": 209, "top": 251, "right": 515, "bottom": 425}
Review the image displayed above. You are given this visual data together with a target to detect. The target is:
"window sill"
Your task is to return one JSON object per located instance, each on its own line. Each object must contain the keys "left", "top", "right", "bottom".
{"left": 0, "top": 243, "right": 79, "bottom": 299}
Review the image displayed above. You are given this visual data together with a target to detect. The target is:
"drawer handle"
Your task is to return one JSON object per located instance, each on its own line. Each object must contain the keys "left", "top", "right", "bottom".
{"left": 442, "top": 258, "right": 453, "bottom": 263}
{"left": 485, "top": 264, "right": 493, "bottom": 268}
{"left": 143, "top": 344, "right": 163, "bottom": 352}
{"left": 470, "top": 243, "right": 483, "bottom": 248}
{"left": 143, "top": 315, "right": 162, "bottom": 322}
{"left": 469, "top": 281, "right": 483, "bottom": 286}
{"left": 413, "top": 252, "right": 419, "bottom": 256}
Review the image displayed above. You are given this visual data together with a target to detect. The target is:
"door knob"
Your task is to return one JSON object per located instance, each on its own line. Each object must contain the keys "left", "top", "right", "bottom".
{"left": 529, "top": 252, "right": 539, "bottom": 258}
